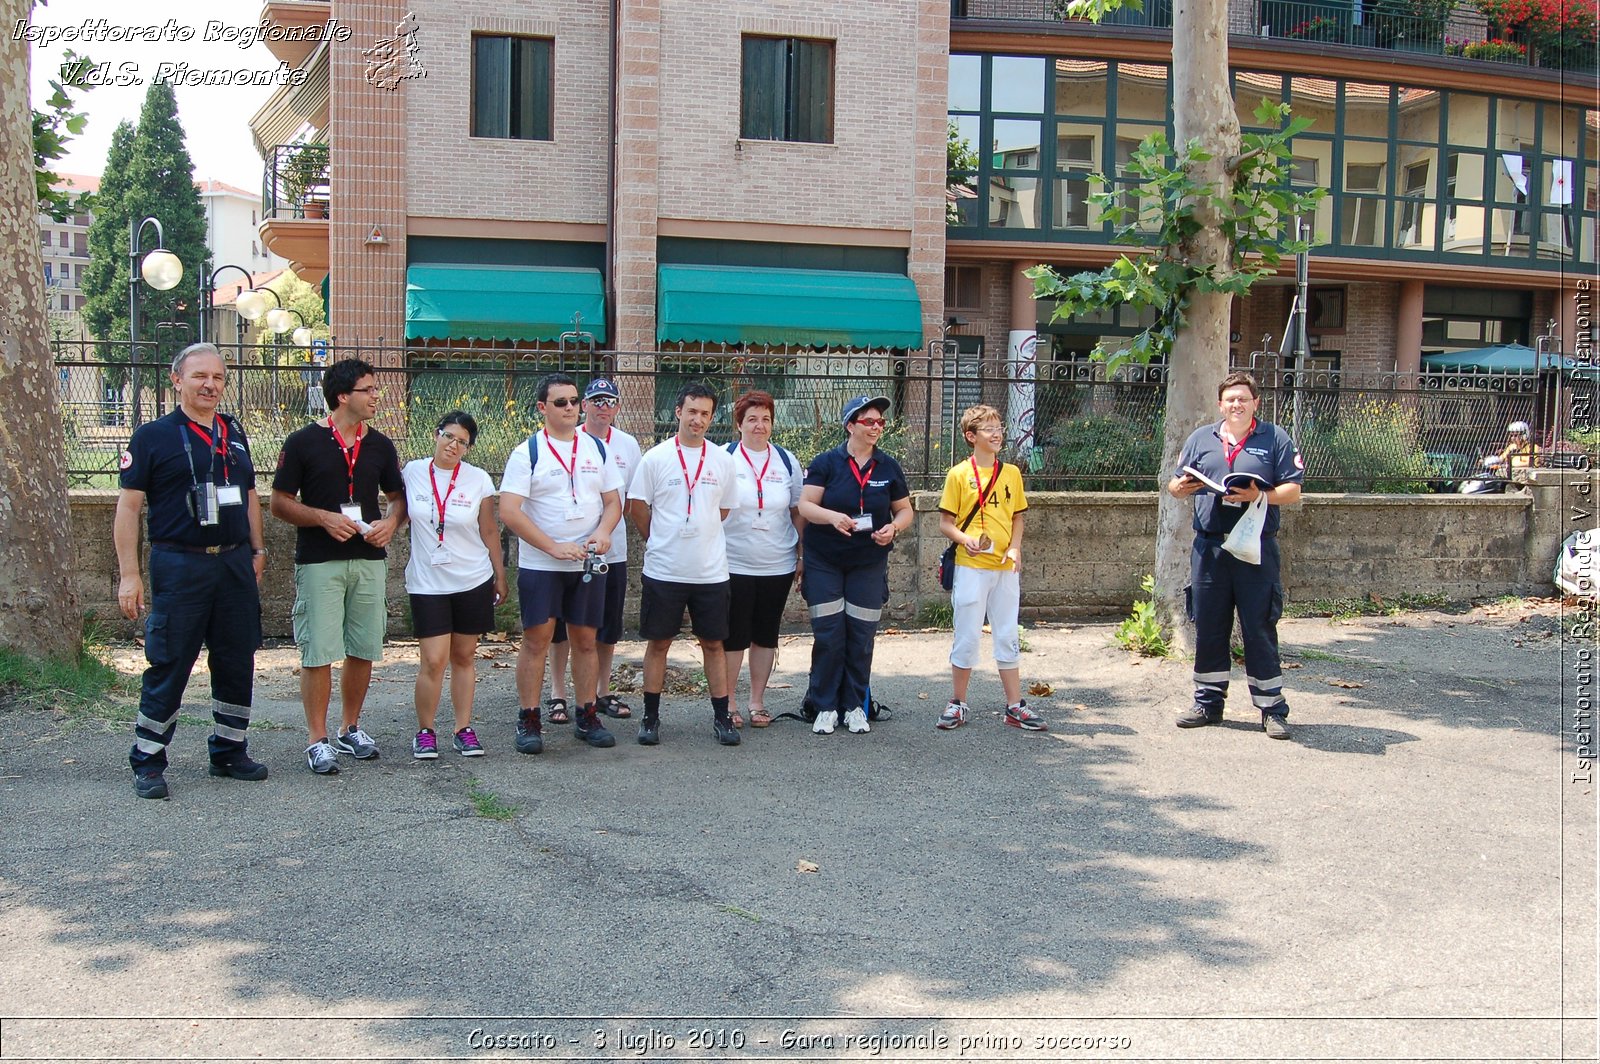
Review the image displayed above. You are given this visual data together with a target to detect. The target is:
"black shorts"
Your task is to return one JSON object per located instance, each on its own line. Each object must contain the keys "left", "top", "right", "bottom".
{"left": 410, "top": 578, "right": 497, "bottom": 639}
{"left": 724, "top": 571, "right": 795, "bottom": 652}
{"left": 638, "top": 575, "right": 730, "bottom": 642}
{"left": 518, "top": 568, "right": 606, "bottom": 631}
{"left": 552, "top": 561, "right": 627, "bottom": 646}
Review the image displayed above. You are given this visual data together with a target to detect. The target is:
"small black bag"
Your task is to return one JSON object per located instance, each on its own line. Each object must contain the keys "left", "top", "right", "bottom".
{"left": 938, "top": 497, "right": 987, "bottom": 592}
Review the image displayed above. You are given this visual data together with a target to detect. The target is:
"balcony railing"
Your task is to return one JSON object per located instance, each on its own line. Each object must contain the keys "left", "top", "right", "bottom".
{"left": 953, "top": 0, "right": 1589, "bottom": 72}
{"left": 262, "top": 142, "right": 330, "bottom": 222}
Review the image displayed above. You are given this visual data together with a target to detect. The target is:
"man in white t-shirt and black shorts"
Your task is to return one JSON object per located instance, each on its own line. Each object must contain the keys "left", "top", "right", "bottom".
{"left": 627, "top": 383, "right": 740, "bottom": 747}
{"left": 544, "top": 376, "right": 643, "bottom": 724}
{"left": 498, "top": 373, "right": 624, "bottom": 754}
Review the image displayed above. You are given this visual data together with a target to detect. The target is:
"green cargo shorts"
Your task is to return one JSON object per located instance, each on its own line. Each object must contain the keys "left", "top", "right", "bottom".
{"left": 292, "top": 559, "right": 388, "bottom": 668}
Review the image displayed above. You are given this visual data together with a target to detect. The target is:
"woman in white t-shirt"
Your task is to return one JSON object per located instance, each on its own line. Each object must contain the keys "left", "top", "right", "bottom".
{"left": 401, "top": 412, "right": 506, "bottom": 760}
{"left": 721, "top": 391, "right": 804, "bottom": 728}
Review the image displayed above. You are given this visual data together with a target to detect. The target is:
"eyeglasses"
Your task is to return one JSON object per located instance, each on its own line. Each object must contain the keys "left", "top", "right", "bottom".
{"left": 853, "top": 417, "right": 887, "bottom": 428}
{"left": 350, "top": 386, "right": 382, "bottom": 396}
{"left": 545, "top": 397, "right": 580, "bottom": 408}
{"left": 436, "top": 430, "right": 472, "bottom": 449}
{"left": 587, "top": 398, "right": 618, "bottom": 408}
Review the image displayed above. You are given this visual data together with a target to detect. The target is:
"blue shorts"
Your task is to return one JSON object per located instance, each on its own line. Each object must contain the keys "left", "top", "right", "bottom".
{"left": 552, "top": 561, "right": 627, "bottom": 646}
{"left": 518, "top": 567, "right": 606, "bottom": 631}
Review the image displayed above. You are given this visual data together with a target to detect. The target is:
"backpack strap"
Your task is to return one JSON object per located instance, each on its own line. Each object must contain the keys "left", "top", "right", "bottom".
{"left": 726, "top": 440, "right": 796, "bottom": 476}
{"left": 526, "top": 433, "right": 539, "bottom": 471}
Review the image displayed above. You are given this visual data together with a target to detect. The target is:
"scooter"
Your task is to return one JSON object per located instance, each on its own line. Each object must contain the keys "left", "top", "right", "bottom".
{"left": 1456, "top": 462, "right": 1515, "bottom": 495}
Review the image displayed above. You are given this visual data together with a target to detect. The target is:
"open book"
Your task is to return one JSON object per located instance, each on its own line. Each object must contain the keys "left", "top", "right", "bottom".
{"left": 1181, "top": 465, "right": 1271, "bottom": 495}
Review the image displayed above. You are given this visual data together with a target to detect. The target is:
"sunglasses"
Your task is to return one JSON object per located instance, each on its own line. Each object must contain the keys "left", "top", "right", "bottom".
{"left": 853, "top": 417, "right": 887, "bottom": 428}
{"left": 544, "top": 397, "right": 580, "bottom": 408}
{"left": 587, "top": 397, "right": 618, "bottom": 408}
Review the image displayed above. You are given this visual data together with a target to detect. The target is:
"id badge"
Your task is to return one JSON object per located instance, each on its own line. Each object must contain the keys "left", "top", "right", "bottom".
{"left": 852, "top": 512, "right": 874, "bottom": 532}
{"left": 216, "top": 484, "right": 243, "bottom": 507}
{"left": 566, "top": 505, "right": 585, "bottom": 521}
{"left": 750, "top": 513, "right": 772, "bottom": 532}
{"left": 680, "top": 521, "right": 700, "bottom": 539}
{"left": 340, "top": 503, "right": 363, "bottom": 522}
{"left": 431, "top": 548, "right": 453, "bottom": 567}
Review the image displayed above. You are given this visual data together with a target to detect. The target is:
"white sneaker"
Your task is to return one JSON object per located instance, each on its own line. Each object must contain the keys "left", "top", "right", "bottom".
{"left": 812, "top": 710, "right": 838, "bottom": 735}
{"left": 844, "top": 707, "right": 870, "bottom": 734}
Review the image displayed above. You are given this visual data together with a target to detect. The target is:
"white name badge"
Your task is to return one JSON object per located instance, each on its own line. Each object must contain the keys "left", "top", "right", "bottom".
{"left": 750, "top": 513, "right": 772, "bottom": 531}
{"left": 340, "top": 503, "right": 363, "bottom": 522}
{"left": 566, "top": 505, "right": 585, "bottom": 521}
{"left": 680, "top": 522, "right": 700, "bottom": 539}
{"left": 431, "top": 548, "right": 453, "bottom": 567}
{"left": 216, "top": 485, "right": 243, "bottom": 507}
{"left": 852, "top": 513, "right": 874, "bottom": 532}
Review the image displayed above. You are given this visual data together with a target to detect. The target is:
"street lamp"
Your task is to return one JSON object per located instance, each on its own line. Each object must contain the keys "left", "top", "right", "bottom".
{"left": 128, "top": 216, "right": 183, "bottom": 429}
{"left": 201, "top": 264, "right": 257, "bottom": 344}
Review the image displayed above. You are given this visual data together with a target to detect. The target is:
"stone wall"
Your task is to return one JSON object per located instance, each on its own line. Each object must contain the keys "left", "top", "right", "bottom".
{"left": 75, "top": 469, "right": 1592, "bottom": 639}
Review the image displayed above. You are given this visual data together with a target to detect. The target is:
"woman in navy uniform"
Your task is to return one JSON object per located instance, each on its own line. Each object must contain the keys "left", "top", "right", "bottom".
{"left": 1167, "top": 371, "right": 1304, "bottom": 740}
{"left": 115, "top": 344, "right": 268, "bottom": 798}
{"left": 796, "top": 395, "right": 913, "bottom": 736}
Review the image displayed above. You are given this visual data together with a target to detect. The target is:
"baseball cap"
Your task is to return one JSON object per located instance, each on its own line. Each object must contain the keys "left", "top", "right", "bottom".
{"left": 584, "top": 378, "right": 620, "bottom": 400}
{"left": 840, "top": 395, "right": 891, "bottom": 425}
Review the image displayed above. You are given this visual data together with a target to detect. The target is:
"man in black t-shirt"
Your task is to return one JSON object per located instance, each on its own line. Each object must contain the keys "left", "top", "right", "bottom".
{"left": 270, "top": 358, "right": 406, "bottom": 774}
{"left": 115, "top": 344, "right": 269, "bottom": 800}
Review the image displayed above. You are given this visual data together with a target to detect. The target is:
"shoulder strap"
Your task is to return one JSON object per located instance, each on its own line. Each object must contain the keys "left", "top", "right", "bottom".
{"left": 526, "top": 433, "right": 539, "bottom": 469}
{"left": 775, "top": 445, "right": 794, "bottom": 475}
{"left": 591, "top": 434, "right": 607, "bottom": 462}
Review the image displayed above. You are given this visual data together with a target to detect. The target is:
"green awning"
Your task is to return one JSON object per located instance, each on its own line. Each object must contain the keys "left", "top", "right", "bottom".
{"left": 657, "top": 264, "right": 923, "bottom": 349}
{"left": 406, "top": 264, "right": 606, "bottom": 343}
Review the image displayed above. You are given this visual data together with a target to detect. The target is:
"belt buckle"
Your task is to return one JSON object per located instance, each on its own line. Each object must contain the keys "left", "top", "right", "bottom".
{"left": 204, "top": 545, "right": 222, "bottom": 555}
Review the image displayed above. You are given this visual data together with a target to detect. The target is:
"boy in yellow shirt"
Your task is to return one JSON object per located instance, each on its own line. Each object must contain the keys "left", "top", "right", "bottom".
{"left": 936, "top": 405, "right": 1043, "bottom": 731}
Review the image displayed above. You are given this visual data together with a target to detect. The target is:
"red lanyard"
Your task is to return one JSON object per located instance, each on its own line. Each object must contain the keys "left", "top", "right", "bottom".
{"left": 970, "top": 456, "right": 999, "bottom": 528}
{"left": 848, "top": 453, "right": 877, "bottom": 514}
{"left": 186, "top": 417, "right": 231, "bottom": 484}
{"left": 429, "top": 461, "right": 460, "bottom": 544}
{"left": 739, "top": 444, "right": 772, "bottom": 510}
{"left": 329, "top": 418, "right": 363, "bottom": 502}
{"left": 1222, "top": 419, "right": 1256, "bottom": 469}
{"left": 543, "top": 429, "right": 581, "bottom": 502}
{"left": 676, "top": 440, "right": 706, "bottom": 516}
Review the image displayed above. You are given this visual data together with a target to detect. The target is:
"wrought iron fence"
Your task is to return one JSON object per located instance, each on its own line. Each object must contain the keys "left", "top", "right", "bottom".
{"left": 51, "top": 340, "right": 1595, "bottom": 492}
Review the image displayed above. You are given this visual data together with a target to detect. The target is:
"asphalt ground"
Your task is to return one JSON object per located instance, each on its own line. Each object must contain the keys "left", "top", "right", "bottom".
{"left": 0, "top": 602, "right": 1594, "bottom": 1063}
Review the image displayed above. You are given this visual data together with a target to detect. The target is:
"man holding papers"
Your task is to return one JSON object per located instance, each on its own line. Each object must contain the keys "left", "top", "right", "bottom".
{"left": 1167, "top": 372, "right": 1304, "bottom": 740}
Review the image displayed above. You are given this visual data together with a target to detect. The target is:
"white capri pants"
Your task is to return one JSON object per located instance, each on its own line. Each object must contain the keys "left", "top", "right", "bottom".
{"left": 949, "top": 564, "right": 1022, "bottom": 670}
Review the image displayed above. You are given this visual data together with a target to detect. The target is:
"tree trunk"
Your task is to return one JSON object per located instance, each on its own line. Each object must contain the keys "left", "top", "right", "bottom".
{"left": 0, "top": 2, "right": 83, "bottom": 660}
{"left": 1158, "top": 0, "right": 1240, "bottom": 652}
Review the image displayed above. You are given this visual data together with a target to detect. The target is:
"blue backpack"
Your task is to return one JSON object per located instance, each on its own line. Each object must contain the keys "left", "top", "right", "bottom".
{"left": 528, "top": 431, "right": 607, "bottom": 469}
{"left": 724, "top": 440, "right": 795, "bottom": 475}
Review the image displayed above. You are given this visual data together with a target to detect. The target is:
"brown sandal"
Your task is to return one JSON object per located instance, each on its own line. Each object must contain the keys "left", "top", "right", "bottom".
{"left": 730, "top": 707, "right": 744, "bottom": 729}
{"left": 749, "top": 708, "right": 773, "bottom": 728}
{"left": 598, "top": 694, "right": 632, "bottom": 719}
{"left": 544, "top": 697, "right": 570, "bottom": 724}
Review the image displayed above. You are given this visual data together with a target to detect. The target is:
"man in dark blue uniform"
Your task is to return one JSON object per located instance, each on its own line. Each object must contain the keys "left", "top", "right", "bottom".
{"left": 115, "top": 343, "right": 269, "bottom": 799}
{"left": 1167, "top": 371, "right": 1304, "bottom": 740}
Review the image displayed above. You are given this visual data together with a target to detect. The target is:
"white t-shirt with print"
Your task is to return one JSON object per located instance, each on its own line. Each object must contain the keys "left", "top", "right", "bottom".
{"left": 582, "top": 423, "right": 642, "bottom": 564}
{"left": 721, "top": 442, "right": 802, "bottom": 577}
{"left": 627, "top": 437, "right": 739, "bottom": 584}
{"left": 402, "top": 459, "right": 497, "bottom": 596}
{"left": 499, "top": 429, "right": 624, "bottom": 572}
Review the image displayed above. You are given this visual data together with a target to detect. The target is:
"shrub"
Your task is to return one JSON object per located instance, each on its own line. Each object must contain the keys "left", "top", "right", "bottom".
{"left": 1298, "top": 398, "right": 1436, "bottom": 492}
{"left": 1114, "top": 575, "right": 1171, "bottom": 657}
{"left": 1036, "top": 413, "right": 1165, "bottom": 490}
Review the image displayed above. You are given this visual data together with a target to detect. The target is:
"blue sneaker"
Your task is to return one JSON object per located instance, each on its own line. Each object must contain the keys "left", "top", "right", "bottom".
{"left": 453, "top": 726, "right": 485, "bottom": 756}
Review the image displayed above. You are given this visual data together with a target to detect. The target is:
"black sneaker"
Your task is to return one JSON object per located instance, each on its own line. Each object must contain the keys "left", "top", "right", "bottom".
{"left": 637, "top": 714, "right": 661, "bottom": 746}
{"left": 1262, "top": 713, "right": 1292, "bottom": 740}
{"left": 712, "top": 715, "right": 741, "bottom": 746}
{"left": 1175, "top": 705, "right": 1223, "bottom": 729}
{"left": 133, "top": 771, "right": 169, "bottom": 800}
{"left": 515, "top": 707, "right": 544, "bottom": 755}
{"left": 574, "top": 704, "right": 616, "bottom": 748}
{"left": 208, "top": 752, "right": 269, "bottom": 781}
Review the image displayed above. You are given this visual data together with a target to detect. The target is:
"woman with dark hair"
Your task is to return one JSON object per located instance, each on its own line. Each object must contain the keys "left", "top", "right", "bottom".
{"left": 720, "top": 390, "right": 804, "bottom": 728}
{"left": 401, "top": 411, "right": 506, "bottom": 758}
{"left": 796, "top": 395, "right": 913, "bottom": 736}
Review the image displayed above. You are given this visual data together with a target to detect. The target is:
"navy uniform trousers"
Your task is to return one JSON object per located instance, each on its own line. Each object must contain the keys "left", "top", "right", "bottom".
{"left": 802, "top": 551, "right": 889, "bottom": 717}
{"left": 1190, "top": 534, "right": 1289, "bottom": 719}
{"left": 129, "top": 546, "right": 263, "bottom": 771}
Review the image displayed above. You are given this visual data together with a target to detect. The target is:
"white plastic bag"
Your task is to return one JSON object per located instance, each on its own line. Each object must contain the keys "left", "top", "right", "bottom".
{"left": 1221, "top": 493, "right": 1269, "bottom": 565}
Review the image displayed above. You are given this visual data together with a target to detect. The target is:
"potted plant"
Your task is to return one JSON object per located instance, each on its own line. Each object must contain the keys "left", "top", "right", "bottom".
{"left": 1372, "top": 0, "right": 1458, "bottom": 50}
{"left": 282, "top": 142, "right": 330, "bottom": 220}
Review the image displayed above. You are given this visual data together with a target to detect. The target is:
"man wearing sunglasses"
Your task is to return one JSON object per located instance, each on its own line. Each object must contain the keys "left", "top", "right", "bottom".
{"left": 544, "top": 377, "right": 643, "bottom": 724}
{"left": 271, "top": 357, "right": 407, "bottom": 774}
{"left": 499, "top": 374, "right": 625, "bottom": 756}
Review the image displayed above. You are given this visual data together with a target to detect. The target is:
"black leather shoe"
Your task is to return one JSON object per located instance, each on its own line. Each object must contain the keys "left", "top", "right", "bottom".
{"left": 575, "top": 706, "right": 617, "bottom": 748}
{"left": 712, "top": 716, "right": 741, "bottom": 746}
{"left": 134, "top": 771, "right": 169, "bottom": 799}
{"left": 1175, "top": 705, "right": 1223, "bottom": 728}
{"left": 637, "top": 715, "right": 660, "bottom": 746}
{"left": 515, "top": 708, "right": 544, "bottom": 754}
{"left": 208, "top": 753, "right": 268, "bottom": 781}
